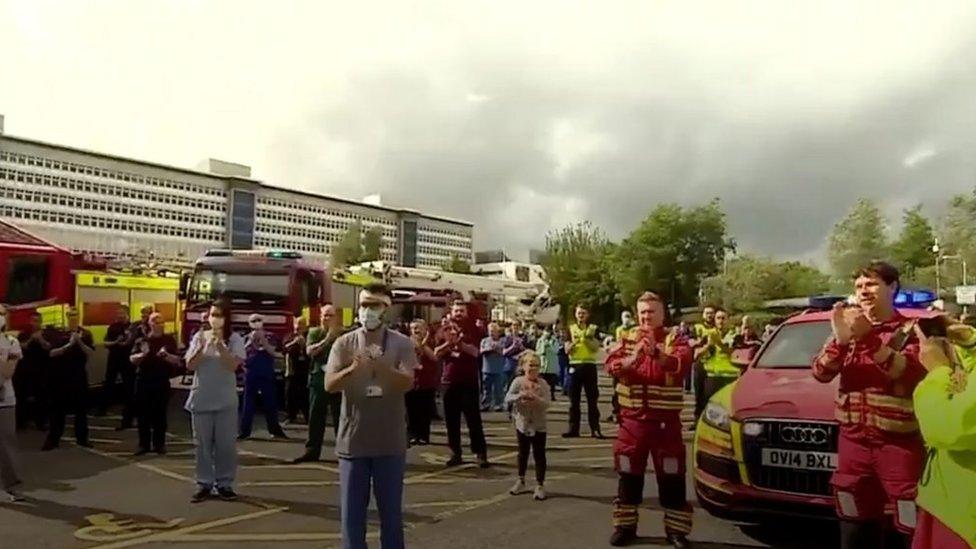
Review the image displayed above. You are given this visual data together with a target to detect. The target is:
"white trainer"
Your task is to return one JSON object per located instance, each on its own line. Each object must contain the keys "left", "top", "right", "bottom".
{"left": 509, "top": 479, "right": 526, "bottom": 495}
{"left": 533, "top": 485, "right": 547, "bottom": 501}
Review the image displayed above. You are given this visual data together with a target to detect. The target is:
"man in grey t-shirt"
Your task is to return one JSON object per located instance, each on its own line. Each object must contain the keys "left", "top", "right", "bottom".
{"left": 325, "top": 284, "right": 417, "bottom": 549}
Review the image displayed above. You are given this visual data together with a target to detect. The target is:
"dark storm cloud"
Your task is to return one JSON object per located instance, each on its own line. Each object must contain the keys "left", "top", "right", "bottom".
{"left": 271, "top": 27, "right": 976, "bottom": 264}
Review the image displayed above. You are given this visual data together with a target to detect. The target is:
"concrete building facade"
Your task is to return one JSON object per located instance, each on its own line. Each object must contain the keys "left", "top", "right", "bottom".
{"left": 0, "top": 125, "right": 473, "bottom": 269}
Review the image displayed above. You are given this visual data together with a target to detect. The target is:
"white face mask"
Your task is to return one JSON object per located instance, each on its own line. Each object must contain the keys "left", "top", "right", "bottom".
{"left": 358, "top": 307, "right": 384, "bottom": 330}
{"left": 210, "top": 316, "right": 225, "bottom": 330}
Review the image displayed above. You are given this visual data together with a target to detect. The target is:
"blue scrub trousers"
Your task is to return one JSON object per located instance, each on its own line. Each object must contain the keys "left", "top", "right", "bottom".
{"left": 239, "top": 365, "right": 282, "bottom": 437}
{"left": 339, "top": 454, "right": 406, "bottom": 549}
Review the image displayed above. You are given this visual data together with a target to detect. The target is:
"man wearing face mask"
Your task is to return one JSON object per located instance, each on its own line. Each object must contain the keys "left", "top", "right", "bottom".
{"left": 239, "top": 314, "right": 287, "bottom": 440}
{"left": 325, "top": 284, "right": 418, "bottom": 549}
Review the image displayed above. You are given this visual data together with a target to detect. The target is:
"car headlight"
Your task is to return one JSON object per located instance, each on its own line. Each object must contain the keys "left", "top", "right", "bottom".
{"left": 704, "top": 402, "right": 730, "bottom": 431}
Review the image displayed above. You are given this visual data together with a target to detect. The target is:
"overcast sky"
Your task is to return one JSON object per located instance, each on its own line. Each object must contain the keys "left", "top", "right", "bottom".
{"left": 4, "top": 1, "right": 976, "bottom": 264}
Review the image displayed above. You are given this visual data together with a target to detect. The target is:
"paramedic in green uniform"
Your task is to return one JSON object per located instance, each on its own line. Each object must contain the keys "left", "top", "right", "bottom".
{"left": 291, "top": 305, "right": 343, "bottom": 463}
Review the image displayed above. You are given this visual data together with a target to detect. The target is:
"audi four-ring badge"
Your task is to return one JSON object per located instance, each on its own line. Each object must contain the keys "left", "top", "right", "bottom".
{"left": 779, "top": 425, "right": 829, "bottom": 445}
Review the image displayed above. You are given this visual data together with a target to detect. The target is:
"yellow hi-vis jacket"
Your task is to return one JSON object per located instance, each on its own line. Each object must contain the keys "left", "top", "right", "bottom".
{"left": 913, "top": 327, "right": 976, "bottom": 547}
{"left": 568, "top": 323, "right": 601, "bottom": 365}
{"left": 698, "top": 325, "right": 738, "bottom": 378}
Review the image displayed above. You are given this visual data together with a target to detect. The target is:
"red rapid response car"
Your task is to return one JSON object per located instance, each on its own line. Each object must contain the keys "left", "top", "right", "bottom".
{"left": 692, "top": 304, "right": 937, "bottom": 521}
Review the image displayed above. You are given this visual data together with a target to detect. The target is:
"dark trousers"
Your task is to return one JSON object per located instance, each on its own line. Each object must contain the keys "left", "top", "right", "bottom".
{"left": 516, "top": 430, "right": 547, "bottom": 484}
{"left": 443, "top": 386, "right": 487, "bottom": 458}
{"left": 240, "top": 368, "right": 283, "bottom": 437}
{"left": 567, "top": 363, "right": 600, "bottom": 434}
{"left": 101, "top": 356, "right": 135, "bottom": 424}
{"left": 541, "top": 374, "right": 559, "bottom": 400}
{"left": 306, "top": 380, "right": 341, "bottom": 458}
{"left": 47, "top": 386, "right": 89, "bottom": 447}
{"left": 695, "top": 374, "right": 736, "bottom": 421}
{"left": 136, "top": 382, "right": 169, "bottom": 451}
{"left": 285, "top": 375, "right": 309, "bottom": 422}
{"left": 13, "top": 369, "right": 48, "bottom": 430}
{"left": 693, "top": 362, "right": 707, "bottom": 419}
{"left": 405, "top": 389, "right": 435, "bottom": 442}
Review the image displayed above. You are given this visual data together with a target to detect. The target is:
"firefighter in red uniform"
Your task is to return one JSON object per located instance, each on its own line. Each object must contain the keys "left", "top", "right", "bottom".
{"left": 812, "top": 261, "right": 926, "bottom": 549}
{"left": 605, "top": 292, "right": 693, "bottom": 548}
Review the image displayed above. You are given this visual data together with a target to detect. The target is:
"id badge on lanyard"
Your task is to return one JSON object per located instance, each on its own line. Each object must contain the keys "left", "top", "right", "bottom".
{"left": 358, "top": 329, "right": 389, "bottom": 398}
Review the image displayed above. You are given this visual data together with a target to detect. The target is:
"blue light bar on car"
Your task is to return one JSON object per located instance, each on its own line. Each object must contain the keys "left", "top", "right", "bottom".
{"left": 895, "top": 288, "right": 936, "bottom": 308}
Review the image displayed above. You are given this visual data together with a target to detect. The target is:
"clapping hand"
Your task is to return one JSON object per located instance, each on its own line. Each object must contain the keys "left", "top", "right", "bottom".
{"left": 914, "top": 324, "right": 949, "bottom": 372}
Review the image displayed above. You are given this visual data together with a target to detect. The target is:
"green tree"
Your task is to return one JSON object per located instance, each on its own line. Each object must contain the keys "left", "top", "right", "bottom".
{"left": 610, "top": 199, "right": 734, "bottom": 309}
{"left": 701, "top": 256, "right": 831, "bottom": 311}
{"left": 828, "top": 198, "right": 889, "bottom": 279}
{"left": 331, "top": 221, "right": 364, "bottom": 267}
{"left": 362, "top": 226, "right": 384, "bottom": 262}
{"left": 891, "top": 205, "right": 935, "bottom": 279}
{"left": 940, "top": 189, "right": 976, "bottom": 271}
{"left": 543, "top": 222, "right": 619, "bottom": 326}
{"left": 441, "top": 254, "right": 472, "bottom": 274}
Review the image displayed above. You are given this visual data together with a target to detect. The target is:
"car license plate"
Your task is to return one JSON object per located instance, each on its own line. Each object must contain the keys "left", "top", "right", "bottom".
{"left": 761, "top": 448, "right": 837, "bottom": 471}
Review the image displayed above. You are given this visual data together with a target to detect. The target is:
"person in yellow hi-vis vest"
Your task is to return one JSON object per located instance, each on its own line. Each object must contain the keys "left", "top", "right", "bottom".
{"left": 563, "top": 304, "right": 606, "bottom": 439}
{"left": 911, "top": 318, "right": 976, "bottom": 549}
{"left": 693, "top": 308, "right": 738, "bottom": 422}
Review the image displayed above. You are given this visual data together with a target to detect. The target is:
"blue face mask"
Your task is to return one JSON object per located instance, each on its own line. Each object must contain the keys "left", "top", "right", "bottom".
{"left": 358, "top": 307, "right": 383, "bottom": 330}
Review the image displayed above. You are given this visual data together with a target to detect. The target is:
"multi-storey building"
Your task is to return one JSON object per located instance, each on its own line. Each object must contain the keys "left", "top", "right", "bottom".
{"left": 0, "top": 119, "right": 473, "bottom": 269}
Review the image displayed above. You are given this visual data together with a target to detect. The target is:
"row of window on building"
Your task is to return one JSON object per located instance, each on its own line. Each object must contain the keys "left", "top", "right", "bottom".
{"left": 0, "top": 167, "right": 227, "bottom": 215}
{"left": 255, "top": 205, "right": 397, "bottom": 239}
{"left": 0, "top": 151, "right": 226, "bottom": 198}
{"left": 258, "top": 197, "right": 397, "bottom": 229}
{"left": 0, "top": 203, "right": 224, "bottom": 243}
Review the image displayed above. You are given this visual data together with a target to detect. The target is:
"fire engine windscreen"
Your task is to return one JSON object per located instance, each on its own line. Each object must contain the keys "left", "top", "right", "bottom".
{"left": 754, "top": 322, "right": 832, "bottom": 369}
{"left": 188, "top": 269, "right": 290, "bottom": 303}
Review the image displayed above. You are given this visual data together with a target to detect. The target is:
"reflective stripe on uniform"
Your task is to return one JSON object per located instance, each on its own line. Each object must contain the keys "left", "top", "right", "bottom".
{"left": 663, "top": 508, "right": 693, "bottom": 534}
{"left": 613, "top": 504, "right": 639, "bottom": 527}
{"left": 617, "top": 396, "right": 684, "bottom": 410}
{"left": 835, "top": 391, "right": 919, "bottom": 433}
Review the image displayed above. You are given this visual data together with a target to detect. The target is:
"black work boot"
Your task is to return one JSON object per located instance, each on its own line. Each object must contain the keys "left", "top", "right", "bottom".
{"left": 667, "top": 533, "right": 691, "bottom": 548}
{"left": 609, "top": 527, "right": 637, "bottom": 547}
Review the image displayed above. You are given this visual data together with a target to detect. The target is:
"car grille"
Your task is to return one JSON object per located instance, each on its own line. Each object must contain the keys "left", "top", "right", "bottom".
{"left": 742, "top": 420, "right": 838, "bottom": 497}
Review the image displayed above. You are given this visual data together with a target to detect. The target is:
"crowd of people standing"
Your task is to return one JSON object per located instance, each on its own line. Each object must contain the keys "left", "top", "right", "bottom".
{"left": 2, "top": 262, "right": 973, "bottom": 549}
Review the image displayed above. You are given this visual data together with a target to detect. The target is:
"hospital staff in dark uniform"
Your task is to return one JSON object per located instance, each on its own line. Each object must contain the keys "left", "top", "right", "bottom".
{"left": 130, "top": 313, "right": 179, "bottom": 455}
{"left": 43, "top": 307, "right": 94, "bottom": 451}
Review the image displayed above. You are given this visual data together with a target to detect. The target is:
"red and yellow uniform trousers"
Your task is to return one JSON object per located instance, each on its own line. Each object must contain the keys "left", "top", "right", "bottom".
{"left": 813, "top": 316, "right": 927, "bottom": 536}
{"left": 606, "top": 328, "right": 693, "bottom": 537}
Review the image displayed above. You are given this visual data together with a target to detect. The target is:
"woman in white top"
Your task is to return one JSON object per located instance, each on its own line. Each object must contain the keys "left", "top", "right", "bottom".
{"left": 0, "top": 304, "right": 24, "bottom": 502}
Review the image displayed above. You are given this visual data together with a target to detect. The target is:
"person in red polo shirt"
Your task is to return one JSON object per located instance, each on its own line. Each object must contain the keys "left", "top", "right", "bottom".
{"left": 438, "top": 301, "right": 489, "bottom": 468}
{"left": 406, "top": 319, "right": 439, "bottom": 445}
